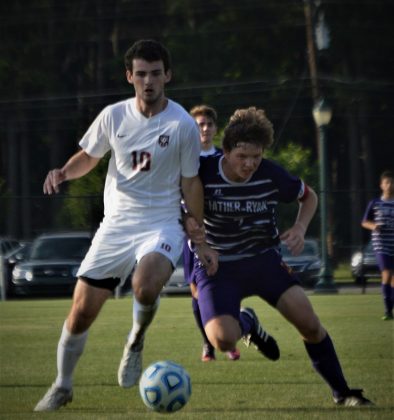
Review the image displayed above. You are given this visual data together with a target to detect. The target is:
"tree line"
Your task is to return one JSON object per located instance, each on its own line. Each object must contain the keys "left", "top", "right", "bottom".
{"left": 1, "top": 0, "right": 393, "bottom": 258}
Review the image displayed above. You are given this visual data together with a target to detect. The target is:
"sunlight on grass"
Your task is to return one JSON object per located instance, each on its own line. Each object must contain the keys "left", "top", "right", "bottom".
{"left": 0, "top": 293, "right": 393, "bottom": 419}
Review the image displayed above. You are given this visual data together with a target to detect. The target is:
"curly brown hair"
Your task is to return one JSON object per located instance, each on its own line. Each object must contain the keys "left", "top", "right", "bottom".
{"left": 222, "top": 107, "right": 274, "bottom": 152}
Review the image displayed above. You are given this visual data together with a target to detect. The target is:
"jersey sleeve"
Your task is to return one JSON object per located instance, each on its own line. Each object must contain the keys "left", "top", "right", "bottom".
{"left": 179, "top": 120, "right": 201, "bottom": 178}
{"left": 79, "top": 107, "right": 112, "bottom": 158}
{"left": 362, "top": 199, "right": 376, "bottom": 222}
{"left": 267, "top": 160, "right": 304, "bottom": 203}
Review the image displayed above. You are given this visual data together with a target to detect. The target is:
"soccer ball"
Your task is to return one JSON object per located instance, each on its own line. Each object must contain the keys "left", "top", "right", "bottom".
{"left": 139, "top": 360, "right": 191, "bottom": 413}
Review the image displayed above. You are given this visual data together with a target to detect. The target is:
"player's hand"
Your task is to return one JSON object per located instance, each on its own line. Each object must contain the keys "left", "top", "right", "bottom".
{"left": 184, "top": 216, "right": 206, "bottom": 245}
{"left": 374, "top": 222, "right": 384, "bottom": 231}
{"left": 195, "top": 243, "right": 218, "bottom": 276}
{"left": 280, "top": 223, "right": 305, "bottom": 256}
{"left": 43, "top": 168, "right": 66, "bottom": 195}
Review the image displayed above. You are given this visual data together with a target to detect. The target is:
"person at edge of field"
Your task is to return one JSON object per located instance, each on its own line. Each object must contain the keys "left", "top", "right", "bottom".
{"left": 34, "top": 39, "right": 218, "bottom": 412}
{"left": 361, "top": 170, "right": 394, "bottom": 320}
{"left": 185, "top": 105, "right": 241, "bottom": 361}
{"left": 184, "top": 106, "right": 373, "bottom": 407}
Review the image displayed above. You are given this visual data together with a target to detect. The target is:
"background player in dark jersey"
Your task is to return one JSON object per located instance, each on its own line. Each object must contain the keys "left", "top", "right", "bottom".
{"left": 187, "top": 106, "right": 372, "bottom": 406}
{"left": 185, "top": 105, "right": 240, "bottom": 361}
{"left": 362, "top": 170, "right": 394, "bottom": 320}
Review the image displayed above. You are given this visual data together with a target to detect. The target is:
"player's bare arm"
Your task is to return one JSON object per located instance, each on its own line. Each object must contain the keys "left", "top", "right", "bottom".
{"left": 361, "top": 220, "right": 379, "bottom": 231}
{"left": 183, "top": 215, "right": 205, "bottom": 245}
{"left": 280, "top": 186, "right": 318, "bottom": 256}
{"left": 181, "top": 175, "right": 204, "bottom": 225}
{"left": 43, "top": 150, "right": 100, "bottom": 195}
{"left": 181, "top": 175, "right": 218, "bottom": 275}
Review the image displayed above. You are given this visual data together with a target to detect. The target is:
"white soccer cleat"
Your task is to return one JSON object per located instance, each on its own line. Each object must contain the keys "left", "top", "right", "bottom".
{"left": 118, "top": 343, "right": 143, "bottom": 388}
{"left": 34, "top": 383, "right": 73, "bottom": 411}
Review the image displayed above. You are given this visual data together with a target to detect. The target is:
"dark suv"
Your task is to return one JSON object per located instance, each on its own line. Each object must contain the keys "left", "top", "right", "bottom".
{"left": 12, "top": 232, "right": 92, "bottom": 297}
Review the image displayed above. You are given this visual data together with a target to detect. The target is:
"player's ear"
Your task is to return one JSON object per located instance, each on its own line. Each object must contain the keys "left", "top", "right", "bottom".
{"left": 164, "top": 69, "right": 172, "bottom": 83}
{"left": 126, "top": 70, "right": 133, "bottom": 84}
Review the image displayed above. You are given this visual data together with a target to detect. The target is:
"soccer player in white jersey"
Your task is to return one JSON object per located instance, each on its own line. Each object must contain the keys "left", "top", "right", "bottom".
{"left": 34, "top": 39, "right": 218, "bottom": 412}
{"left": 361, "top": 170, "right": 394, "bottom": 320}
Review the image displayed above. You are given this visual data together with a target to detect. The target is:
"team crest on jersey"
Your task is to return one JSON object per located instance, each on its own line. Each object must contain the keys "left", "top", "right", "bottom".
{"left": 158, "top": 135, "right": 170, "bottom": 148}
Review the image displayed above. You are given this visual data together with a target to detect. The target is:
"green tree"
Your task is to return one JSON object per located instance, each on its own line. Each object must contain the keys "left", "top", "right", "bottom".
{"left": 58, "top": 156, "right": 109, "bottom": 230}
{"left": 266, "top": 142, "right": 319, "bottom": 236}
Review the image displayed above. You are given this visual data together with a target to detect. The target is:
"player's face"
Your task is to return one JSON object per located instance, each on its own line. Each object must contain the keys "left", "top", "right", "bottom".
{"left": 126, "top": 59, "right": 171, "bottom": 106}
{"left": 380, "top": 177, "right": 394, "bottom": 197}
{"left": 222, "top": 142, "right": 263, "bottom": 182}
{"left": 195, "top": 115, "right": 217, "bottom": 150}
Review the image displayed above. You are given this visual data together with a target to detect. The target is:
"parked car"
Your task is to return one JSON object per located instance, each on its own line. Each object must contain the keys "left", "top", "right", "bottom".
{"left": 161, "top": 258, "right": 190, "bottom": 296}
{"left": 1, "top": 242, "right": 31, "bottom": 298}
{"left": 280, "top": 239, "right": 321, "bottom": 288}
{"left": 0, "top": 237, "right": 23, "bottom": 256}
{"left": 351, "top": 241, "right": 380, "bottom": 284}
{"left": 12, "top": 232, "right": 92, "bottom": 297}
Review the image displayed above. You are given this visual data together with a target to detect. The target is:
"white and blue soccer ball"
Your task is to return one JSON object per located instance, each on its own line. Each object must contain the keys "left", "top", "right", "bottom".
{"left": 139, "top": 360, "right": 192, "bottom": 413}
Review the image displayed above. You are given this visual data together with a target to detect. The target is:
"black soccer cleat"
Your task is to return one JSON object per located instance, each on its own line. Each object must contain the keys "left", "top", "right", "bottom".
{"left": 333, "top": 389, "right": 374, "bottom": 407}
{"left": 241, "top": 307, "right": 280, "bottom": 361}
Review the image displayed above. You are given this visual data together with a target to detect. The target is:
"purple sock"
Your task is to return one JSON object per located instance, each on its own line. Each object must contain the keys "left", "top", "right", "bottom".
{"left": 382, "top": 284, "right": 393, "bottom": 315}
{"left": 304, "top": 334, "right": 349, "bottom": 398}
{"left": 392, "top": 286, "right": 394, "bottom": 312}
{"left": 192, "top": 298, "right": 211, "bottom": 346}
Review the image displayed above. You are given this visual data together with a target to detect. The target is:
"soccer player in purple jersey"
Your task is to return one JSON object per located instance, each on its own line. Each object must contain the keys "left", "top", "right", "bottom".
{"left": 362, "top": 170, "right": 394, "bottom": 320}
{"left": 186, "top": 107, "right": 373, "bottom": 406}
{"left": 185, "top": 105, "right": 241, "bottom": 361}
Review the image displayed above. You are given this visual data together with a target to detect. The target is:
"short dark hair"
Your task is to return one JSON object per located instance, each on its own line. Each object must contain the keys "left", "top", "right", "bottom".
{"left": 124, "top": 39, "right": 171, "bottom": 72}
{"left": 190, "top": 105, "right": 218, "bottom": 125}
{"left": 222, "top": 107, "right": 274, "bottom": 152}
{"left": 380, "top": 170, "right": 394, "bottom": 181}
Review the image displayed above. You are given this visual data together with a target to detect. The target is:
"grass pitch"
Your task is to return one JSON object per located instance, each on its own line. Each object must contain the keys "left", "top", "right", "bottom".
{"left": 0, "top": 293, "right": 393, "bottom": 419}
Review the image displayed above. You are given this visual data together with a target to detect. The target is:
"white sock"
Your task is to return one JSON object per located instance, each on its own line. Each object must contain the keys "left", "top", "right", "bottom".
{"left": 55, "top": 321, "right": 88, "bottom": 390}
{"left": 127, "top": 296, "right": 160, "bottom": 349}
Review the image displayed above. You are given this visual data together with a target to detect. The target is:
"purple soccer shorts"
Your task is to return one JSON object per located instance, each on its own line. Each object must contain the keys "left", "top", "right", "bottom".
{"left": 376, "top": 252, "right": 394, "bottom": 271}
{"left": 194, "top": 249, "right": 299, "bottom": 326}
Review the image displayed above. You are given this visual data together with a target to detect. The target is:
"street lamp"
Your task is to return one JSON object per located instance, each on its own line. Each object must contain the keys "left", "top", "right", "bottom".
{"left": 313, "top": 98, "right": 338, "bottom": 293}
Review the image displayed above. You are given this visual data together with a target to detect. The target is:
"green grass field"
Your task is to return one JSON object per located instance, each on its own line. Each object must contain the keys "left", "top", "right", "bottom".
{"left": 0, "top": 293, "right": 393, "bottom": 419}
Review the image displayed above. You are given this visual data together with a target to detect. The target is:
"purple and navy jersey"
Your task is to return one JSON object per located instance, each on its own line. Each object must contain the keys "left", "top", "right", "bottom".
{"left": 199, "top": 155, "right": 305, "bottom": 260}
{"left": 363, "top": 197, "right": 394, "bottom": 256}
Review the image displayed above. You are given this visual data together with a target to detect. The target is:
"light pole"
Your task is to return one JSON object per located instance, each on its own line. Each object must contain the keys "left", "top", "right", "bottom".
{"left": 313, "top": 98, "right": 338, "bottom": 293}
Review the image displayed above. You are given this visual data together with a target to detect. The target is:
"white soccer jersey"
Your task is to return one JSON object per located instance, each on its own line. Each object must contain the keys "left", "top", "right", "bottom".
{"left": 79, "top": 98, "right": 201, "bottom": 226}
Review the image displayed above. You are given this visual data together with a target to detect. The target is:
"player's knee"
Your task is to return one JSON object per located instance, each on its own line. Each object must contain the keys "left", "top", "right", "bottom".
{"left": 207, "top": 328, "right": 238, "bottom": 352}
{"left": 133, "top": 284, "right": 158, "bottom": 305}
{"left": 211, "top": 336, "right": 236, "bottom": 352}
{"left": 67, "top": 310, "right": 93, "bottom": 334}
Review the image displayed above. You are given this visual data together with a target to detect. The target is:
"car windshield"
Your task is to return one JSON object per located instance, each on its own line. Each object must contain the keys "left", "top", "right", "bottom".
{"left": 29, "top": 237, "right": 91, "bottom": 260}
{"left": 280, "top": 241, "right": 318, "bottom": 257}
